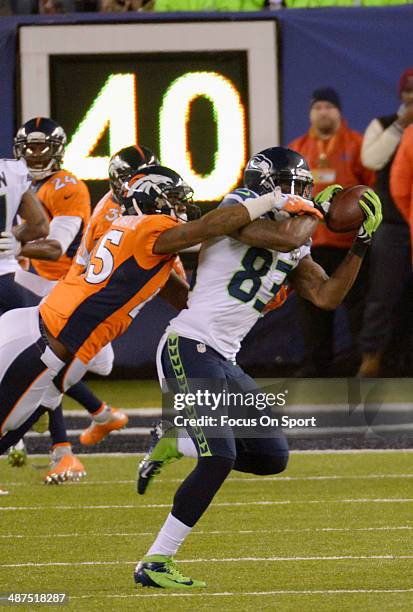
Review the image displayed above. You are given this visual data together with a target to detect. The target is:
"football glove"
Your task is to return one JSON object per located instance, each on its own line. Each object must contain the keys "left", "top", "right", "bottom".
{"left": 275, "top": 193, "right": 323, "bottom": 219}
{"left": 358, "top": 189, "right": 382, "bottom": 239}
{"left": 0, "top": 232, "right": 21, "bottom": 258}
{"left": 314, "top": 184, "right": 343, "bottom": 217}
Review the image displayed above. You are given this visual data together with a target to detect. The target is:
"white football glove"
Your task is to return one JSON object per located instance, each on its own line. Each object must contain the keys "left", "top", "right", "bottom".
{"left": 0, "top": 232, "right": 22, "bottom": 258}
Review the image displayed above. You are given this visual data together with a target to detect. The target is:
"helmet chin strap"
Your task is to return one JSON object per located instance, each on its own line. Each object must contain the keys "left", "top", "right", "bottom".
{"left": 27, "top": 160, "right": 58, "bottom": 181}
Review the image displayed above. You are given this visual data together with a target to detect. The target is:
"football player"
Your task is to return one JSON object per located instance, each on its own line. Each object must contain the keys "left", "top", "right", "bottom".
{"left": 0, "top": 157, "right": 49, "bottom": 312}
{"left": 69, "top": 144, "right": 188, "bottom": 445}
{"left": 134, "top": 147, "right": 382, "bottom": 589}
{"left": 0, "top": 155, "right": 49, "bottom": 494}
{"left": 9, "top": 117, "right": 107, "bottom": 481}
{"left": 0, "top": 163, "right": 320, "bottom": 470}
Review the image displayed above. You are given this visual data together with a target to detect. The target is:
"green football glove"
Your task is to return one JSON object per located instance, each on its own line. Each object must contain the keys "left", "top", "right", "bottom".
{"left": 314, "top": 184, "right": 343, "bottom": 217}
{"left": 358, "top": 189, "right": 383, "bottom": 239}
{"left": 352, "top": 189, "right": 383, "bottom": 256}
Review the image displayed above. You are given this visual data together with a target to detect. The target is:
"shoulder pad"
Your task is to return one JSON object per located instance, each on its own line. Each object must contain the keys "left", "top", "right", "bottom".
{"left": 219, "top": 188, "right": 258, "bottom": 208}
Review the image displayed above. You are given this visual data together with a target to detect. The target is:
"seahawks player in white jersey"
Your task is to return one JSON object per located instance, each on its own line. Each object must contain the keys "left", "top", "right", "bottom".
{"left": 134, "top": 147, "right": 382, "bottom": 589}
{"left": 0, "top": 158, "right": 48, "bottom": 314}
{"left": 0, "top": 158, "right": 48, "bottom": 494}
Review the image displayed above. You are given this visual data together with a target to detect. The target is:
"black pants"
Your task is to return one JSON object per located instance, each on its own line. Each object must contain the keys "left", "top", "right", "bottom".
{"left": 0, "top": 273, "right": 36, "bottom": 315}
{"left": 296, "top": 245, "right": 369, "bottom": 376}
{"left": 360, "top": 222, "right": 412, "bottom": 353}
{"left": 161, "top": 333, "right": 289, "bottom": 466}
{"left": 160, "top": 333, "right": 289, "bottom": 527}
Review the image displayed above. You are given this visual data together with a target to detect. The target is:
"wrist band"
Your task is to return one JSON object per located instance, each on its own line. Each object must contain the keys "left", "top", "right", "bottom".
{"left": 350, "top": 239, "right": 369, "bottom": 258}
{"left": 241, "top": 192, "right": 275, "bottom": 221}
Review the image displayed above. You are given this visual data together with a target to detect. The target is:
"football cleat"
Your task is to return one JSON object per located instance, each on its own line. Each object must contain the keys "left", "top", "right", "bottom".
{"left": 7, "top": 445, "right": 27, "bottom": 467}
{"left": 0, "top": 488, "right": 9, "bottom": 495}
{"left": 79, "top": 408, "right": 128, "bottom": 446}
{"left": 43, "top": 454, "right": 86, "bottom": 485}
{"left": 137, "top": 421, "right": 182, "bottom": 495}
{"left": 134, "top": 555, "right": 206, "bottom": 589}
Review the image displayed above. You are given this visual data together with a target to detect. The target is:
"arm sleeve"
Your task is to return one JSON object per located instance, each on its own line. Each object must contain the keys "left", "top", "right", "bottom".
{"left": 48, "top": 216, "right": 82, "bottom": 255}
{"left": 390, "top": 128, "right": 413, "bottom": 222}
{"left": 361, "top": 118, "right": 403, "bottom": 171}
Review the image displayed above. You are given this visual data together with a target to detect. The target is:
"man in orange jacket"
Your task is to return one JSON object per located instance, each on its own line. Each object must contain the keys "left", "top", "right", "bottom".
{"left": 289, "top": 87, "right": 375, "bottom": 376}
{"left": 390, "top": 123, "right": 413, "bottom": 257}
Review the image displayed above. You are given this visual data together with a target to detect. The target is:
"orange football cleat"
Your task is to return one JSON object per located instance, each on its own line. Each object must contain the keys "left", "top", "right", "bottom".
{"left": 80, "top": 408, "right": 128, "bottom": 446}
{"left": 43, "top": 454, "right": 86, "bottom": 485}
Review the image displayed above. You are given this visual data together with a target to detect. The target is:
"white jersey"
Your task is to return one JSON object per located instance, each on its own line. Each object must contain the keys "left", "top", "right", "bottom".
{"left": 0, "top": 159, "right": 32, "bottom": 275}
{"left": 168, "top": 188, "right": 311, "bottom": 360}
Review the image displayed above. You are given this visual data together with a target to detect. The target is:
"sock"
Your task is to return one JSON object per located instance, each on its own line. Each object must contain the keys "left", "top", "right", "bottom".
{"left": 52, "top": 443, "right": 72, "bottom": 459}
{"left": 66, "top": 381, "right": 103, "bottom": 414}
{"left": 48, "top": 405, "right": 69, "bottom": 444}
{"left": 177, "top": 433, "right": 197, "bottom": 458}
{"left": 91, "top": 404, "right": 112, "bottom": 423}
{"left": 146, "top": 512, "right": 192, "bottom": 557}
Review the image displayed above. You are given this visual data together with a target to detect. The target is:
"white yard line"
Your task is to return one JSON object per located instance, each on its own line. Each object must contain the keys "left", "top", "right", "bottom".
{"left": 5, "top": 472, "right": 413, "bottom": 487}
{"left": 2, "top": 449, "right": 412, "bottom": 459}
{"left": 63, "top": 404, "right": 413, "bottom": 417}
{"left": 1, "top": 526, "right": 411, "bottom": 540}
{"left": 2, "top": 555, "right": 413, "bottom": 569}
{"left": 1, "top": 498, "right": 413, "bottom": 511}
{"left": 68, "top": 588, "right": 413, "bottom": 600}
{"left": 24, "top": 427, "right": 150, "bottom": 438}
{"left": 24, "top": 424, "right": 413, "bottom": 437}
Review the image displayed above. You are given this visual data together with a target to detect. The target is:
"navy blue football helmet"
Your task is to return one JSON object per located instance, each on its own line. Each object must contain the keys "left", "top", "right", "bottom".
{"left": 244, "top": 147, "right": 313, "bottom": 199}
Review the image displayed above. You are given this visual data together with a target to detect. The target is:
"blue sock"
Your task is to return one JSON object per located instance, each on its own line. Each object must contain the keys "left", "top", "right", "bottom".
{"left": 48, "top": 405, "right": 69, "bottom": 445}
{"left": 66, "top": 381, "right": 103, "bottom": 415}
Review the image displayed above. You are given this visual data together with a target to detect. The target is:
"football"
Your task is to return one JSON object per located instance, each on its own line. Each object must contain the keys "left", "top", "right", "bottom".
{"left": 326, "top": 185, "right": 368, "bottom": 232}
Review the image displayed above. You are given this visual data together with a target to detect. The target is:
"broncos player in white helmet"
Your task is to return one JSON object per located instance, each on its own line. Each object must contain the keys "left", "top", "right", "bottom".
{"left": 134, "top": 146, "right": 382, "bottom": 590}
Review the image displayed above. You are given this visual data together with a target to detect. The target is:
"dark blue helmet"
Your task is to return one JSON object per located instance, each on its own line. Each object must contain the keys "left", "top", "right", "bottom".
{"left": 244, "top": 147, "right": 313, "bottom": 199}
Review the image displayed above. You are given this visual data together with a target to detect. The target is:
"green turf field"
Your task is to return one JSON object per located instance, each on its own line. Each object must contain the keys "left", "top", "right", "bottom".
{"left": 1, "top": 451, "right": 412, "bottom": 611}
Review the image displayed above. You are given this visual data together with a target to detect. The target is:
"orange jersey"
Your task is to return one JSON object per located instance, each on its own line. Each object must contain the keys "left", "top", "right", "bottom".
{"left": 69, "top": 191, "right": 121, "bottom": 278}
{"left": 32, "top": 169, "right": 91, "bottom": 280}
{"left": 68, "top": 190, "right": 187, "bottom": 282}
{"left": 40, "top": 214, "right": 177, "bottom": 364}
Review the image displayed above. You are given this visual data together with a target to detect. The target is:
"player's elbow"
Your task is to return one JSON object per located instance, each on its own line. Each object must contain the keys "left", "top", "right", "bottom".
{"left": 47, "top": 240, "right": 63, "bottom": 261}
{"left": 314, "top": 295, "right": 340, "bottom": 311}
{"left": 35, "top": 219, "right": 49, "bottom": 240}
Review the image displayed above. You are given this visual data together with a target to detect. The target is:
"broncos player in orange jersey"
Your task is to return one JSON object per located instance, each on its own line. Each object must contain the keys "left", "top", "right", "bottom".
{"left": 9, "top": 117, "right": 110, "bottom": 482}
{"left": 68, "top": 145, "right": 188, "bottom": 446}
{"left": 0, "top": 164, "right": 320, "bottom": 470}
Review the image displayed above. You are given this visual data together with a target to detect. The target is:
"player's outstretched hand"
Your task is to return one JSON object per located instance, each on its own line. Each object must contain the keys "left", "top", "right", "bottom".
{"left": 0, "top": 232, "right": 21, "bottom": 258}
{"left": 358, "top": 189, "right": 382, "bottom": 238}
{"left": 275, "top": 193, "right": 323, "bottom": 219}
{"left": 314, "top": 184, "right": 343, "bottom": 217}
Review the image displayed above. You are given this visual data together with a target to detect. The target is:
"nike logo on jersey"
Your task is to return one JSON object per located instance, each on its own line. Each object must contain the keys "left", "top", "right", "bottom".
{"left": 64, "top": 194, "right": 73, "bottom": 200}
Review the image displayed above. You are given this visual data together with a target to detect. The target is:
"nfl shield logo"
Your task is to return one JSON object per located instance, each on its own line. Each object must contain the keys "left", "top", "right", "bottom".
{"left": 197, "top": 343, "right": 207, "bottom": 353}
